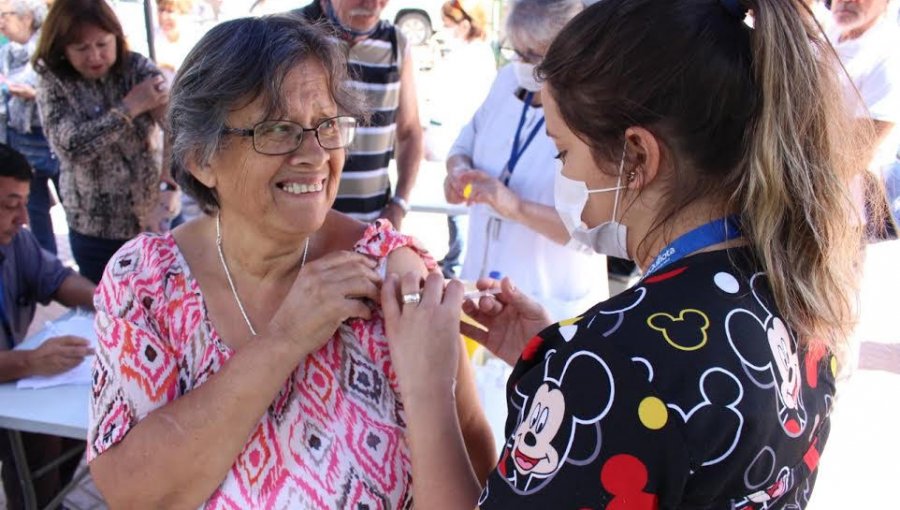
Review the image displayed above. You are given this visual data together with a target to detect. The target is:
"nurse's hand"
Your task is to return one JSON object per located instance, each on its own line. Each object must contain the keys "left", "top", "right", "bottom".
{"left": 443, "top": 168, "right": 468, "bottom": 204}
{"left": 461, "top": 277, "right": 552, "bottom": 365}
{"left": 382, "top": 272, "right": 465, "bottom": 401}
{"left": 458, "top": 169, "right": 522, "bottom": 219}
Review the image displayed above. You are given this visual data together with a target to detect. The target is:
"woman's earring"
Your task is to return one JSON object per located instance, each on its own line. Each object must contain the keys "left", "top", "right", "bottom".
{"left": 627, "top": 170, "right": 637, "bottom": 182}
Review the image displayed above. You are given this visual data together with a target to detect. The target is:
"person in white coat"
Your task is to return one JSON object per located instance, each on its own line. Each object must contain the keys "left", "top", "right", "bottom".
{"left": 444, "top": 0, "right": 607, "bottom": 321}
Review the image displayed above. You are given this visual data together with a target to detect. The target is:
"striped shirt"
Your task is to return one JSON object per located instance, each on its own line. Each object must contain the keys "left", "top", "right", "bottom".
{"left": 295, "top": 3, "right": 407, "bottom": 221}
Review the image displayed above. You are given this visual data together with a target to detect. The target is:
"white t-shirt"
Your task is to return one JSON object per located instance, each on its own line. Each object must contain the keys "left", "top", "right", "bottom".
{"left": 827, "top": 16, "right": 900, "bottom": 170}
{"left": 449, "top": 65, "right": 609, "bottom": 322}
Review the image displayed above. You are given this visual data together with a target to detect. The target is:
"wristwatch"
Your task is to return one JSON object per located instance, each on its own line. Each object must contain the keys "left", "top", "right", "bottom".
{"left": 390, "top": 196, "right": 411, "bottom": 215}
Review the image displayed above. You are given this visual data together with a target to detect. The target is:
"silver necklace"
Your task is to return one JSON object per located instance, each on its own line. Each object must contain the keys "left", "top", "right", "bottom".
{"left": 216, "top": 214, "right": 309, "bottom": 336}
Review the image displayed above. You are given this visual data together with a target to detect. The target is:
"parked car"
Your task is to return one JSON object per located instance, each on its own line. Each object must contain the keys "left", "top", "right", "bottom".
{"left": 382, "top": 0, "right": 445, "bottom": 46}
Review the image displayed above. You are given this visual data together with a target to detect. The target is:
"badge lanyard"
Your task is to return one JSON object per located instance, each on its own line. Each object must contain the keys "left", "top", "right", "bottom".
{"left": 643, "top": 216, "right": 742, "bottom": 277}
{"left": 499, "top": 92, "right": 545, "bottom": 186}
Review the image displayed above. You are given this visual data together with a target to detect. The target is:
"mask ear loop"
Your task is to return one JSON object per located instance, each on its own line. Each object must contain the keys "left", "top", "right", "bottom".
{"left": 611, "top": 140, "right": 628, "bottom": 222}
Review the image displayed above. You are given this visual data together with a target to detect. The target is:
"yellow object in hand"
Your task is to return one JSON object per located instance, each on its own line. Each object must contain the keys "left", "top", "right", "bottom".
{"left": 463, "top": 183, "right": 473, "bottom": 199}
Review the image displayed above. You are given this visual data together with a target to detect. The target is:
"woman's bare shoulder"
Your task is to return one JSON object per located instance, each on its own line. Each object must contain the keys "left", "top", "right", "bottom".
{"left": 319, "top": 210, "right": 370, "bottom": 251}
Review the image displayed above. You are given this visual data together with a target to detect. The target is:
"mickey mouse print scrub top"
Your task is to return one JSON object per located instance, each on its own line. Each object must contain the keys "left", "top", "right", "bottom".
{"left": 478, "top": 247, "right": 836, "bottom": 509}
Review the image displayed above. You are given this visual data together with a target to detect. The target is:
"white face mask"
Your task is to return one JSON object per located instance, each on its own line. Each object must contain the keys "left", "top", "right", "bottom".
{"left": 512, "top": 61, "right": 542, "bottom": 92}
{"left": 553, "top": 144, "right": 630, "bottom": 259}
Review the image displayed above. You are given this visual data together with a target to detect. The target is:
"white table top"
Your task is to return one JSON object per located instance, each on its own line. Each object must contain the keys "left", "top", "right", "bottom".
{"left": 0, "top": 311, "right": 90, "bottom": 440}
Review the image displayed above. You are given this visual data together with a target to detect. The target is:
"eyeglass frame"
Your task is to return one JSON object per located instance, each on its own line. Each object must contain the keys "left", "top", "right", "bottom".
{"left": 499, "top": 41, "right": 543, "bottom": 65}
{"left": 221, "top": 116, "right": 360, "bottom": 155}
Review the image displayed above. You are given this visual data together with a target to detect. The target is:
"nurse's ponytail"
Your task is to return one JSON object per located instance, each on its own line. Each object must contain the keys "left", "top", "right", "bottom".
{"left": 539, "top": 0, "right": 864, "bottom": 354}
{"left": 739, "top": 0, "right": 863, "bottom": 354}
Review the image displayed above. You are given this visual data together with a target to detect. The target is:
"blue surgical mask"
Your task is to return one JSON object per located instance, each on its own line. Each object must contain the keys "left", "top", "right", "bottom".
{"left": 553, "top": 144, "right": 630, "bottom": 259}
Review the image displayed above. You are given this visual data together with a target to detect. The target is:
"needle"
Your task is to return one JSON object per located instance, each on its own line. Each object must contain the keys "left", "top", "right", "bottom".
{"left": 462, "top": 288, "right": 502, "bottom": 301}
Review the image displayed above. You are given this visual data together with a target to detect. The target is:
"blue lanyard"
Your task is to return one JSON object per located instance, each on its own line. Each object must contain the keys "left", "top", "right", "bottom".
{"left": 502, "top": 92, "right": 545, "bottom": 186}
{"left": 644, "top": 216, "right": 742, "bottom": 277}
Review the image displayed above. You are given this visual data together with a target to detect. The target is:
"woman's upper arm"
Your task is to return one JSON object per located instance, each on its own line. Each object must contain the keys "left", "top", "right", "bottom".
{"left": 89, "top": 243, "right": 179, "bottom": 462}
{"left": 385, "top": 246, "right": 429, "bottom": 279}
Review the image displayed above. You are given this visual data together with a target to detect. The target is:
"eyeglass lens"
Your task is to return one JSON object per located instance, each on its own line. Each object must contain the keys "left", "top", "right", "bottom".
{"left": 254, "top": 117, "right": 357, "bottom": 155}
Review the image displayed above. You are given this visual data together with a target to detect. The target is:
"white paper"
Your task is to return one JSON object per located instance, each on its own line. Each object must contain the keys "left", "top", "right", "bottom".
{"left": 16, "top": 313, "right": 97, "bottom": 389}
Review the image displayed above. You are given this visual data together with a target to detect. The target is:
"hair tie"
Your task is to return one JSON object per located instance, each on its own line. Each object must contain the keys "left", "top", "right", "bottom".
{"left": 720, "top": 0, "right": 748, "bottom": 19}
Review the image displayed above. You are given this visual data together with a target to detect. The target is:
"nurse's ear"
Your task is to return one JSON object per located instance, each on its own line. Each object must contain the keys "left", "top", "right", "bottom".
{"left": 623, "top": 127, "right": 662, "bottom": 191}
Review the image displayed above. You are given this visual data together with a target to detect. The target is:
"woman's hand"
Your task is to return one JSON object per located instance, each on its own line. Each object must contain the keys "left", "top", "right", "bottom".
{"left": 268, "top": 251, "right": 381, "bottom": 356}
{"left": 461, "top": 277, "right": 553, "bottom": 365}
{"left": 458, "top": 169, "right": 522, "bottom": 219}
{"left": 382, "top": 272, "right": 465, "bottom": 400}
{"left": 122, "top": 74, "right": 168, "bottom": 118}
{"left": 6, "top": 82, "right": 37, "bottom": 100}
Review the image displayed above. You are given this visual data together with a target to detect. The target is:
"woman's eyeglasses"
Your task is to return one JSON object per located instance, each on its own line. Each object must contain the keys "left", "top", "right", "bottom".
{"left": 222, "top": 116, "right": 359, "bottom": 155}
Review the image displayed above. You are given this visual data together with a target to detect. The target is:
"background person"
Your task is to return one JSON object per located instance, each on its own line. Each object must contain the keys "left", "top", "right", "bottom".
{"left": 34, "top": 0, "right": 171, "bottom": 284}
{"left": 383, "top": 0, "right": 864, "bottom": 507}
{"left": 87, "top": 16, "right": 494, "bottom": 508}
{"left": 154, "top": 0, "right": 197, "bottom": 83}
{"left": 427, "top": 0, "right": 497, "bottom": 278}
{"left": 0, "top": 0, "right": 59, "bottom": 254}
{"left": 0, "top": 143, "right": 95, "bottom": 510}
{"left": 828, "top": 0, "right": 900, "bottom": 173}
{"left": 444, "top": 0, "right": 607, "bottom": 321}
{"left": 294, "top": 0, "right": 424, "bottom": 229}
{"left": 827, "top": 0, "right": 900, "bottom": 237}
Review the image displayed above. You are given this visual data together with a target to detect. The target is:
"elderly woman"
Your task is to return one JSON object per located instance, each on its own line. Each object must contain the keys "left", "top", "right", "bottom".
{"left": 87, "top": 15, "right": 495, "bottom": 509}
{"left": 387, "top": 0, "right": 862, "bottom": 508}
{"left": 0, "top": 0, "right": 58, "bottom": 253}
{"left": 34, "top": 0, "right": 169, "bottom": 283}
{"left": 444, "top": 0, "right": 607, "bottom": 321}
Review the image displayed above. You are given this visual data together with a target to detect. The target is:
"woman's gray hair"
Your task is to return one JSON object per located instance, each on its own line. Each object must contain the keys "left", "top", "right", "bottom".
{"left": 9, "top": 0, "right": 46, "bottom": 30}
{"left": 505, "top": 0, "right": 582, "bottom": 51}
{"left": 168, "top": 14, "right": 367, "bottom": 211}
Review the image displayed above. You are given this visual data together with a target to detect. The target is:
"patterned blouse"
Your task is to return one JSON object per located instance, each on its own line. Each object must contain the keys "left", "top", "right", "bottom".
{"left": 89, "top": 221, "right": 434, "bottom": 508}
{"left": 479, "top": 247, "right": 836, "bottom": 509}
{"left": 36, "top": 52, "right": 162, "bottom": 240}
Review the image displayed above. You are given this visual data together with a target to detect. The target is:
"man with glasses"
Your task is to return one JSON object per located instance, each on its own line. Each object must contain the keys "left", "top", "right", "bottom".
{"left": 0, "top": 143, "right": 95, "bottom": 510}
{"left": 293, "top": 0, "right": 423, "bottom": 229}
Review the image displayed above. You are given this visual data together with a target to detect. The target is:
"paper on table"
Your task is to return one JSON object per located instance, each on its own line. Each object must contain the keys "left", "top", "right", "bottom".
{"left": 16, "top": 312, "right": 97, "bottom": 389}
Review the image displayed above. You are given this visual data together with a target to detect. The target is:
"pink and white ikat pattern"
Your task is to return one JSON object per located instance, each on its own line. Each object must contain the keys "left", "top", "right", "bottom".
{"left": 88, "top": 220, "right": 434, "bottom": 508}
